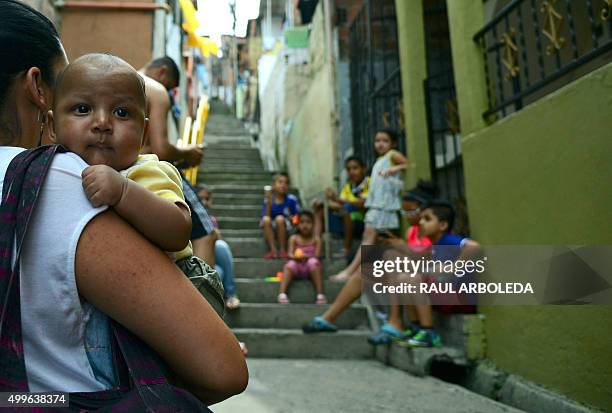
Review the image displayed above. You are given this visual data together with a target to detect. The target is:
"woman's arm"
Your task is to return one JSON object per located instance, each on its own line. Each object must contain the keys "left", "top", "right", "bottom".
{"left": 75, "top": 210, "right": 248, "bottom": 405}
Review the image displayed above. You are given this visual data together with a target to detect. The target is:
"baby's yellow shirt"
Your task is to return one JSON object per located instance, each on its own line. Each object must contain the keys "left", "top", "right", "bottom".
{"left": 121, "top": 154, "right": 192, "bottom": 261}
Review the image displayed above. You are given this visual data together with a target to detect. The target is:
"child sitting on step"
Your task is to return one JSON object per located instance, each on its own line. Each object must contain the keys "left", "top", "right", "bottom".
{"left": 277, "top": 211, "right": 326, "bottom": 305}
{"left": 405, "top": 200, "right": 481, "bottom": 347}
{"left": 261, "top": 172, "right": 300, "bottom": 259}
{"left": 47, "top": 53, "right": 224, "bottom": 315}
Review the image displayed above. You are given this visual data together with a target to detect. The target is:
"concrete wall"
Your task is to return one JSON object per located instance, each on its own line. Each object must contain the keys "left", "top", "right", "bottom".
{"left": 391, "top": 1, "right": 612, "bottom": 409}
{"left": 461, "top": 63, "right": 612, "bottom": 411}
{"left": 258, "top": 3, "right": 337, "bottom": 198}
{"left": 285, "top": 3, "right": 336, "bottom": 200}
{"left": 59, "top": 0, "right": 155, "bottom": 69}
{"left": 286, "top": 67, "right": 335, "bottom": 199}
{"left": 258, "top": 53, "right": 310, "bottom": 171}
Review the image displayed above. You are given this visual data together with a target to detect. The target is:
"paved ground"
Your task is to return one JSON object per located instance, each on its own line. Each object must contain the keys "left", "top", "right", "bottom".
{"left": 213, "top": 359, "right": 524, "bottom": 413}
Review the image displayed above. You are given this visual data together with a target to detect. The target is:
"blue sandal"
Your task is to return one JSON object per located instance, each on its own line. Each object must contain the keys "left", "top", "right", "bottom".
{"left": 367, "top": 323, "right": 405, "bottom": 345}
{"left": 302, "top": 316, "right": 338, "bottom": 333}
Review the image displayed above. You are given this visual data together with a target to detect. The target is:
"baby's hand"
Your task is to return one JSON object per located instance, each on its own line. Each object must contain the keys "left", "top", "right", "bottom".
{"left": 82, "top": 165, "right": 127, "bottom": 207}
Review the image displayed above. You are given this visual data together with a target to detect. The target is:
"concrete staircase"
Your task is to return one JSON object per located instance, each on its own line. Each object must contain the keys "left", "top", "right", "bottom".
{"left": 199, "top": 100, "right": 484, "bottom": 372}
{"left": 199, "top": 101, "right": 374, "bottom": 359}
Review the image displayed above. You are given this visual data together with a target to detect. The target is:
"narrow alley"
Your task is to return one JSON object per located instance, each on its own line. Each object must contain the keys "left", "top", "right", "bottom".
{"left": 202, "top": 102, "right": 522, "bottom": 413}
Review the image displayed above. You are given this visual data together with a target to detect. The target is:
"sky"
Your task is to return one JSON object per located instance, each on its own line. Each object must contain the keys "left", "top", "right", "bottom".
{"left": 196, "top": 0, "right": 261, "bottom": 46}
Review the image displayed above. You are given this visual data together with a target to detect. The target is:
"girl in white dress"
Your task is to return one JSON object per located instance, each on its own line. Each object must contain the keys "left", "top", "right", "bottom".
{"left": 331, "top": 129, "right": 408, "bottom": 281}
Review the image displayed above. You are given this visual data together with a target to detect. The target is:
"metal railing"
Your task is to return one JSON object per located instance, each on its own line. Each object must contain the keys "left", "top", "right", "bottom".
{"left": 349, "top": 0, "right": 404, "bottom": 168}
{"left": 178, "top": 95, "right": 209, "bottom": 184}
{"left": 474, "top": 0, "right": 612, "bottom": 120}
{"left": 424, "top": 70, "right": 469, "bottom": 236}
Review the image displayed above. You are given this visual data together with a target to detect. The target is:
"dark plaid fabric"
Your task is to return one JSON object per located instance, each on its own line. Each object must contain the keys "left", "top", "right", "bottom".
{"left": 182, "top": 177, "right": 215, "bottom": 236}
{"left": 0, "top": 145, "right": 211, "bottom": 412}
{"left": 0, "top": 144, "right": 62, "bottom": 391}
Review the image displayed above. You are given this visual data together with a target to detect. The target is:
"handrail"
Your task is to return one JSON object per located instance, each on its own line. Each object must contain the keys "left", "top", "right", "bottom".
{"left": 472, "top": 0, "right": 522, "bottom": 40}
{"left": 184, "top": 96, "right": 210, "bottom": 185}
{"left": 473, "top": 0, "right": 612, "bottom": 120}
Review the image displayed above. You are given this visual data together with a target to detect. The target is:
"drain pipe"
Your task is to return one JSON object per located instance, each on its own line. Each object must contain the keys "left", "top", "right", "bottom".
{"left": 152, "top": 0, "right": 167, "bottom": 58}
{"left": 54, "top": 1, "right": 170, "bottom": 12}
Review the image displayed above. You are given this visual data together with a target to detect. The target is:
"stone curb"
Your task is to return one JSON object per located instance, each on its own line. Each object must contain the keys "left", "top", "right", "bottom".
{"left": 464, "top": 362, "right": 601, "bottom": 413}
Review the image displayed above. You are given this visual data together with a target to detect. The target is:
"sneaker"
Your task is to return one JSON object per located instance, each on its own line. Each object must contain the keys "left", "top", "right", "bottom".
{"left": 315, "top": 294, "right": 327, "bottom": 305}
{"left": 367, "top": 323, "right": 405, "bottom": 345}
{"left": 302, "top": 316, "right": 338, "bottom": 333}
{"left": 403, "top": 323, "right": 421, "bottom": 339}
{"left": 277, "top": 293, "right": 290, "bottom": 304}
{"left": 225, "top": 295, "right": 241, "bottom": 310}
{"left": 407, "top": 329, "right": 442, "bottom": 348}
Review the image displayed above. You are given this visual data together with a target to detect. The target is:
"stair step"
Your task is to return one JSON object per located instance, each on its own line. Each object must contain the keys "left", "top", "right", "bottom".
{"left": 233, "top": 258, "right": 347, "bottom": 278}
{"left": 201, "top": 165, "right": 265, "bottom": 173}
{"left": 206, "top": 184, "right": 271, "bottom": 195}
{"left": 224, "top": 303, "right": 367, "bottom": 329}
{"left": 205, "top": 141, "right": 252, "bottom": 149}
{"left": 218, "top": 229, "right": 262, "bottom": 237}
{"left": 208, "top": 193, "right": 263, "bottom": 205}
{"left": 215, "top": 217, "right": 259, "bottom": 230}
{"left": 210, "top": 205, "right": 261, "bottom": 218}
{"left": 232, "top": 328, "right": 375, "bottom": 359}
{"left": 226, "top": 237, "right": 266, "bottom": 256}
{"left": 227, "top": 237, "right": 346, "bottom": 258}
{"left": 234, "top": 279, "right": 345, "bottom": 303}
{"left": 203, "top": 148, "right": 260, "bottom": 159}
{"left": 199, "top": 172, "right": 272, "bottom": 181}
{"left": 374, "top": 342, "right": 468, "bottom": 377}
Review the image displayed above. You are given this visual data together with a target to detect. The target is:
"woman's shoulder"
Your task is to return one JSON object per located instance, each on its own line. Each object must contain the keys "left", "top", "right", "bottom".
{"left": 1, "top": 147, "right": 88, "bottom": 181}
{"left": 51, "top": 151, "right": 90, "bottom": 171}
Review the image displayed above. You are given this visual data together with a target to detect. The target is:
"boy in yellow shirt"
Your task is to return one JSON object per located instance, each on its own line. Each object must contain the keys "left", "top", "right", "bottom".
{"left": 313, "top": 156, "right": 370, "bottom": 257}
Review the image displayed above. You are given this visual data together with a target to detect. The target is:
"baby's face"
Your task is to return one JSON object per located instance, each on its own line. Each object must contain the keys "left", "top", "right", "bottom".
{"left": 52, "top": 64, "right": 147, "bottom": 171}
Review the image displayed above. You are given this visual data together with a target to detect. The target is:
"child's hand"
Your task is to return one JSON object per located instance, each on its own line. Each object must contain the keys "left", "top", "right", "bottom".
{"left": 379, "top": 167, "right": 398, "bottom": 177}
{"left": 324, "top": 187, "right": 336, "bottom": 200}
{"left": 82, "top": 165, "right": 128, "bottom": 207}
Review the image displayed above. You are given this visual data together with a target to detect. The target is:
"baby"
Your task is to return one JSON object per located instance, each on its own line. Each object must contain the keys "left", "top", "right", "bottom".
{"left": 47, "top": 53, "right": 224, "bottom": 315}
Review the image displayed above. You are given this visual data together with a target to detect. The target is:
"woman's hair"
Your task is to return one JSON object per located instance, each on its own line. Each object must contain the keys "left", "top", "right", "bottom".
{"left": 376, "top": 128, "right": 400, "bottom": 144}
{"left": 0, "top": 0, "right": 63, "bottom": 109}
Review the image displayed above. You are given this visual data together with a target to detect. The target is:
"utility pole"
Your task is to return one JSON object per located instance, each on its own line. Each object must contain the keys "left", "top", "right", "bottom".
{"left": 152, "top": 0, "right": 167, "bottom": 58}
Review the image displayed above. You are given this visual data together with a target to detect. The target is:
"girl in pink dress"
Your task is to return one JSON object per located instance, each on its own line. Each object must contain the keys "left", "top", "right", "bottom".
{"left": 278, "top": 211, "right": 326, "bottom": 304}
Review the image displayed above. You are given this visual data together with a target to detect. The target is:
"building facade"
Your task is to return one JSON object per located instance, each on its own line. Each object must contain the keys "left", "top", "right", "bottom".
{"left": 396, "top": 1, "right": 612, "bottom": 410}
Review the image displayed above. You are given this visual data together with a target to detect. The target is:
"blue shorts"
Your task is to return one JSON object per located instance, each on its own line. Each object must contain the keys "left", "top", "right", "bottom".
{"left": 328, "top": 204, "right": 364, "bottom": 236}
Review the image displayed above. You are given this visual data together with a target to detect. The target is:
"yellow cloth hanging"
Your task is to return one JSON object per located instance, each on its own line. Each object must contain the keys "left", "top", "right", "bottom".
{"left": 179, "top": 0, "right": 219, "bottom": 57}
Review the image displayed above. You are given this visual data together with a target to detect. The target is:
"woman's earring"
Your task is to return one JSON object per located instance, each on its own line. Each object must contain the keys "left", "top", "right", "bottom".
{"left": 38, "top": 112, "right": 45, "bottom": 146}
